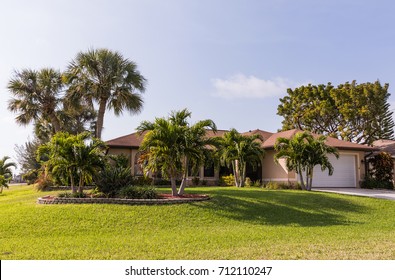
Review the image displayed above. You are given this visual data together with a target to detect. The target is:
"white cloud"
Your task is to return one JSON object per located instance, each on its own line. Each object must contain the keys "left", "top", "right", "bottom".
{"left": 212, "top": 74, "right": 296, "bottom": 99}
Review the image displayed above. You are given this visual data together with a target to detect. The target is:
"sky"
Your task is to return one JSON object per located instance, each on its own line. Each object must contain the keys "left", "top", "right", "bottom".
{"left": 1, "top": 0, "right": 395, "bottom": 173}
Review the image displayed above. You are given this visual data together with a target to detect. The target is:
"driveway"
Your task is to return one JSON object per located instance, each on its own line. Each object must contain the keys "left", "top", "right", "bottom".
{"left": 313, "top": 188, "right": 395, "bottom": 201}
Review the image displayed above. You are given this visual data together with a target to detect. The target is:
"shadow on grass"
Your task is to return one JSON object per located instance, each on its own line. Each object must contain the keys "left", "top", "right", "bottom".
{"left": 191, "top": 188, "right": 369, "bottom": 227}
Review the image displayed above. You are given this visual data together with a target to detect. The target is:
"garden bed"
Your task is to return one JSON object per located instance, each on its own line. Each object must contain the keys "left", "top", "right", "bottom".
{"left": 37, "top": 193, "right": 210, "bottom": 205}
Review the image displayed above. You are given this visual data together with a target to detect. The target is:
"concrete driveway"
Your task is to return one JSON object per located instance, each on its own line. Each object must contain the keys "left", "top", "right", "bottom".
{"left": 313, "top": 188, "right": 395, "bottom": 201}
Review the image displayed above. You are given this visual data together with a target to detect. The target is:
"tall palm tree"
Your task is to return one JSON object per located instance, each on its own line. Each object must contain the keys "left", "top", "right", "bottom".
{"left": 137, "top": 109, "right": 217, "bottom": 196}
{"left": 8, "top": 68, "right": 63, "bottom": 133}
{"left": 217, "top": 129, "right": 265, "bottom": 187}
{"left": 65, "top": 48, "right": 147, "bottom": 139}
{"left": 274, "top": 131, "right": 338, "bottom": 190}
{"left": 0, "top": 156, "right": 17, "bottom": 193}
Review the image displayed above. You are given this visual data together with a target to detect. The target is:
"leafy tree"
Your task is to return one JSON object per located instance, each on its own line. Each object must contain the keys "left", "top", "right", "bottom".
{"left": 367, "top": 152, "right": 394, "bottom": 189}
{"left": 274, "top": 132, "right": 339, "bottom": 191}
{"left": 0, "top": 156, "right": 17, "bottom": 193}
{"left": 277, "top": 81, "right": 394, "bottom": 145}
{"left": 38, "top": 132, "right": 106, "bottom": 194}
{"left": 8, "top": 68, "right": 64, "bottom": 133}
{"left": 137, "top": 109, "right": 217, "bottom": 196}
{"left": 217, "top": 129, "right": 265, "bottom": 187}
{"left": 65, "top": 48, "right": 147, "bottom": 139}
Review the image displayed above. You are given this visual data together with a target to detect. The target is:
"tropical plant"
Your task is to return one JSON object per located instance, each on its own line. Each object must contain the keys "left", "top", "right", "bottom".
{"left": 65, "top": 48, "right": 147, "bottom": 139}
{"left": 38, "top": 132, "right": 106, "bottom": 194}
{"left": 8, "top": 68, "right": 64, "bottom": 133}
{"left": 94, "top": 166, "right": 134, "bottom": 197}
{"left": 274, "top": 131, "right": 339, "bottom": 191}
{"left": 217, "top": 129, "right": 265, "bottom": 187}
{"left": 137, "top": 109, "right": 217, "bottom": 195}
{"left": 277, "top": 81, "right": 395, "bottom": 145}
{"left": 0, "top": 156, "right": 17, "bottom": 193}
{"left": 365, "top": 152, "right": 394, "bottom": 189}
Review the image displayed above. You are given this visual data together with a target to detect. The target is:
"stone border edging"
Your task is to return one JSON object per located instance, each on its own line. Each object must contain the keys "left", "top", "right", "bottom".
{"left": 37, "top": 195, "right": 210, "bottom": 205}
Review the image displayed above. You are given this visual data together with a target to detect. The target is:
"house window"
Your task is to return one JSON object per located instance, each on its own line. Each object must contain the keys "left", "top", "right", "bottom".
{"left": 204, "top": 162, "right": 215, "bottom": 177}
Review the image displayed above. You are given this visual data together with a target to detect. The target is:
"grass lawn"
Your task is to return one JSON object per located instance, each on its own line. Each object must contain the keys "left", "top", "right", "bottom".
{"left": 1, "top": 184, "right": 395, "bottom": 260}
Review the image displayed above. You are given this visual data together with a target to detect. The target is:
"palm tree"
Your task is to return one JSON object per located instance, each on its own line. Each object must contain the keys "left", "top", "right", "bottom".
{"left": 8, "top": 68, "right": 64, "bottom": 133}
{"left": 217, "top": 129, "right": 265, "bottom": 187}
{"left": 0, "top": 156, "right": 17, "bottom": 193}
{"left": 39, "top": 132, "right": 106, "bottom": 194}
{"left": 274, "top": 131, "right": 339, "bottom": 190}
{"left": 65, "top": 48, "right": 147, "bottom": 139}
{"left": 137, "top": 109, "right": 217, "bottom": 196}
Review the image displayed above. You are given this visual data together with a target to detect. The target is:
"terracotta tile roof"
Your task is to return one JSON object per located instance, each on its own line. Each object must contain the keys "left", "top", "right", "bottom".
{"left": 106, "top": 128, "right": 376, "bottom": 152}
{"left": 372, "top": 139, "right": 395, "bottom": 156}
{"left": 105, "top": 131, "right": 147, "bottom": 148}
{"left": 263, "top": 129, "right": 377, "bottom": 151}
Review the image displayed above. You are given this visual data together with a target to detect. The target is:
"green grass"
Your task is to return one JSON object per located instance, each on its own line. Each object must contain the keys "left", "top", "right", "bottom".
{"left": 1, "top": 185, "right": 395, "bottom": 260}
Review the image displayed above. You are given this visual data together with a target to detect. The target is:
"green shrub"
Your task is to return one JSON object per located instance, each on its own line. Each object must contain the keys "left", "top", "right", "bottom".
{"left": 118, "top": 185, "right": 158, "bottom": 199}
{"left": 192, "top": 177, "right": 200, "bottom": 186}
{"left": 219, "top": 174, "right": 235, "bottom": 186}
{"left": 361, "top": 178, "right": 394, "bottom": 190}
{"left": 253, "top": 180, "right": 262, "bottom": 188}
{"left": 132, "top": 176, "right": 153, "bottom": 186}
{"left": 264, "top": 181, "right": 302, "bottom": 190}
{"left": 58, "top": 192, "right": 87, "bottom": 198}
{"left": 245, "top": 177, "right": 252, "bottom": 187}
{"left": 94, "top": 166, "right": 134, "bottom": 197}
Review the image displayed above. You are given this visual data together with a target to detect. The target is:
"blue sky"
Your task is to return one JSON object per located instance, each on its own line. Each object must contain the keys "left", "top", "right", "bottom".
{"left": 1, "top": 0, "right": 395, "bottom": 172}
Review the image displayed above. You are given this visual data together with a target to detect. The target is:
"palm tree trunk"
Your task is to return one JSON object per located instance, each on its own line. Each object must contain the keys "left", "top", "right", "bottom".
{"left": 232, "top": 160, "right": 238, "bottom": 187}
{"left": 96, "top": 99, "right": 107, "bottom": 139}
{"left": 78, "top": 175, "right": 84, "bottom": 194}
{"left": 240, "top": 161, "right": 246, "bottom": 187}
{"left": 49, "top": 112, "right": 62, "bottom": 133}
{"left": 70, "top": 172, "right": 76, "bottom": 193}
{"left": 170, "top": 176, "right": 178, "bottom": 196}
{"left": 298, "top": 168, "right": 306, "bottom": 190}
{"left": 178, "top": 157, "right": 188, "bottom": 196}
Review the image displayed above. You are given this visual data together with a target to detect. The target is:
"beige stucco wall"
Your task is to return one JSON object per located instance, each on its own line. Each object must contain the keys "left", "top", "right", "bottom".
{"left": 261, "top": 150, "right": 297, "bottom": 182}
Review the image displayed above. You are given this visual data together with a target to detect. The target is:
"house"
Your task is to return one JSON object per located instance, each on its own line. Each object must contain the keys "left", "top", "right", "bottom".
{"left": 105, "top": 128, "right": 377, "bottom": 188}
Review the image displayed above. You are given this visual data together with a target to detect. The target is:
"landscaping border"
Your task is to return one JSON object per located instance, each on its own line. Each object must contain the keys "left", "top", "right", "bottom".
{"left": 37, "top": 195, "right": 210, "bottom": 205}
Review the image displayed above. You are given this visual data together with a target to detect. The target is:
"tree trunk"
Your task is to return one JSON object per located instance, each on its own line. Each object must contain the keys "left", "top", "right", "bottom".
{"left": 298, "top": 169, "right": 306, "bottom": 190}
{"left": 96, "top": 99, "right": 107, "bottom": 139}
{"left": 170, "top": 176, "right": 178, "bottom": 196}
{"left": 70, "top": 172, "right": 76, "bottom": 194}
{"left": 178, "top": 158, "right": 188, "bottom": 196}
{"left": 78, "top": 174, "right": 84, "bottom": 194}
{"left": 49, "top": 112, "right": 62, "bottom": 133}
{"left": 232, "top": 160, "right": 238, "bottom": 187}
{"left": 240, "top": 161, "right": 246, "bottom": 187}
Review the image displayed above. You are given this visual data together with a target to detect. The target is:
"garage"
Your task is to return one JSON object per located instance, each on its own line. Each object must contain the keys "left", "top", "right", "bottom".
{"left": 312, "top": 154, "right": 357, "bottom": 188}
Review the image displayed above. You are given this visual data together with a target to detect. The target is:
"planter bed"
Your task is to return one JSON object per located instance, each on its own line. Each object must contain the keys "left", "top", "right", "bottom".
{"left": 37, "top": 194, "right": 210, "bottom": 205}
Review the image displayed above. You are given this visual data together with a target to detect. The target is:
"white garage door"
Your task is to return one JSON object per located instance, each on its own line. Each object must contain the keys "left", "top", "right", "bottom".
{"left": 312, "top": 154, "right": 356, "bottom": 188}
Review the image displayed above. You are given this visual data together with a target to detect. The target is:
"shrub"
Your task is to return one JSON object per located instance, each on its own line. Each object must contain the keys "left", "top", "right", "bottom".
{"left": 94, "top": 166, "right": 134, "bottom": 197}
{"left": 132, "top": 176, "right": 153, "bottom": 186}
{"left": 245, "top": 177, "right": 252, "bottom": 187}
{"left": 192, "top": 177, "right": 200, "bottom": 186}
{"left": 264, "top": 181, "right": 301, "bottom": 190}
{"left": 118, "top": 185, "right": 158, "bottom": 199}
{"left": 219, "top": 174, "right": 235, "bottom": 186}
{"left": 35, "top": 175, "right": 54, "bottom": 191}
{"left": 253, "top": 180, "right": 262, "bottom": 188}
{"left": 58, "top": 192, "right": 87, "bottom": 198}
{"left": 361, "top": 178, "right": 394, "bottom": 190}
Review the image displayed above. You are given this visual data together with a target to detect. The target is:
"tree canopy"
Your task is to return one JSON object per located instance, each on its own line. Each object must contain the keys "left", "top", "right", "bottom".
{"left": 277, "top": 81, "right": 395, "bottom": 145}
{"left": 274, "top": 131, "right": 339, "bottom": 191}
{"left": 137, "top": 109, "right": 217, "bottom": 196}
{"left": 217, "top": 129, "right": 265, "bottom": 187}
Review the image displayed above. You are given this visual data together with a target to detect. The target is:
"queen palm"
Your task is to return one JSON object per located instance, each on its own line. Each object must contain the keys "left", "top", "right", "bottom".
{"left": 0, "top": 156, "right": 17, "bottom": 193}
{"left": 274, "top": 131, "right": 339, "bottom": 191}
{"left": 8, "top": 68, "right": 63, "bottom": 133}
{"left": 66, "top": 48, "right": 147, "bottom": 139}
{"left": 217, "top": 129, "right": 265, "bottom": 187}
